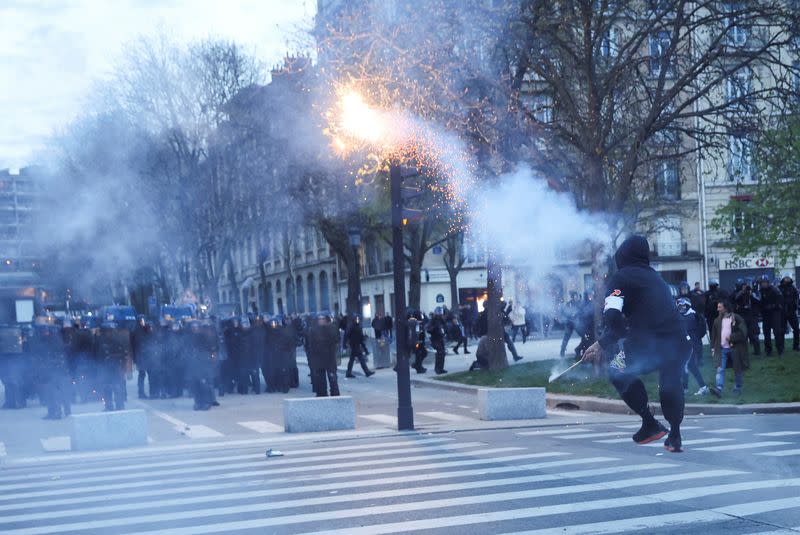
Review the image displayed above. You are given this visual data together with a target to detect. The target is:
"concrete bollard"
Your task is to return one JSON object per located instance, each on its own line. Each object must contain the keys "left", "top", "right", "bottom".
{"left": 478, "top": 387, "right": 547, "bottom": 421}
{"left": 283, "top": 396, "right": 356, "bottom": 433}
{"left": 70, "top": 409, "right": 148, "bottom": 451}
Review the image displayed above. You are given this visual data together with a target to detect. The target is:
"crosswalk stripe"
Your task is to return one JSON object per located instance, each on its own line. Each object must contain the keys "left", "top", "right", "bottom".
{"left": 702, "top": 428, "right": 749, "bottom": 434}
{"left": 0, "top": 468, "right": 743, "bottom": 534}
{"left": 552, "top": 431, "right": 630, "bottom": 439}
{"left": 498, "top": 510, "right": 728, "bottom": 534}
{"left": 755, "top": 526, "right": 800, "bottom": 535}
{"left": 0, "top": 442, "right": 497, "bottom": 493}
{"left": 5, "top": 428, "right": 392, "bottom": 466}
{"left": 110, "top": 469, "right": 753, "bottom": 535}
{"left": 516, "top": 428, "right": 590, "bottom": 436}
{"left": 418, "top": 411, "right": 472, "bottom": 422}
{"left": 0, "top": 438, "right": 457, "bottom": 483}
{"left": 293, "top": 475, "right": 794, "bottom": 535}
{"left": 0, "top": 462, "right": 677, "bottom": 515}
{"left": 358, "top": 414, "right": 396, "bottom": 425}
{"left": 0, "top": 450, "right": 563, "bottom": 503}
{"left": 642, "top": 438, "right": 733, "bottom": 448}
{"left": 176, "top": 424, "right": 223, "bottom": 439}
{"left": 694, "top": 441, "right": 793, "bottom": 452}
{"left": 651, "top": 477, "right": 800, "bottom": 501}
{"left": 236, "top": 420, "right": 283, "bottom": 433}
{"left": 755, "top": 448, "right": 800, "bottom": 457}
{"left": 757, "top": 431, "right": 800, "bottom": 437}
{"left": 0, "top": 464, "right": 720, "bottom": 526}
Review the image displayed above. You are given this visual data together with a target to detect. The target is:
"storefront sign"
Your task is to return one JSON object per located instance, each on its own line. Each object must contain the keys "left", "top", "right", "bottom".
{"left": 722, "top": 257, "right": 772, "bottom": 270}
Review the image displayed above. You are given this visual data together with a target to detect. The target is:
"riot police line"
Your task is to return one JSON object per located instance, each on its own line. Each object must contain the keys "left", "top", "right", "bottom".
{"left": 0, "top": 313, "right": 303, "bottom": 417}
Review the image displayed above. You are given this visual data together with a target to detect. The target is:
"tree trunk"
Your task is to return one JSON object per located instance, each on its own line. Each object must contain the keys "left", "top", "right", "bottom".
{"left": 345, "top": 248, "right": 361, "bottom": 316}
{"left": 448, "top": 273, "right": 459, "bottom": 315}
{"left": 485, "top": 252, "right": 508, "bottom": 370}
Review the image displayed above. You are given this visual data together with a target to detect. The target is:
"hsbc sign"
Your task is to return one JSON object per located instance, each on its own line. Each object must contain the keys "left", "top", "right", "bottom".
{"left": 722, "top": 257, "right": 772, "bottom": 270}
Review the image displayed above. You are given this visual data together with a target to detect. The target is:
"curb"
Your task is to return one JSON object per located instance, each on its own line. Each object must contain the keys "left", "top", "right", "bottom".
{"left": 411, "top": 376, "right": 800, "bottom": 415}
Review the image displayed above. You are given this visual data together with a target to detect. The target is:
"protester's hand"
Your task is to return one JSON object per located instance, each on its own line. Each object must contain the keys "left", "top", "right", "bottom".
{"left": 581, "top": 341, "right": 603, "bottom": 363}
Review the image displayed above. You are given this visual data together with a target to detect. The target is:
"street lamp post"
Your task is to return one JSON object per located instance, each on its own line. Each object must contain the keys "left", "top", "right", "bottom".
{"left": 390, "top": 163, "right": 414, "bottom": 430}
{"left": 348, "top": 226, "right": 362, "bottom": 317}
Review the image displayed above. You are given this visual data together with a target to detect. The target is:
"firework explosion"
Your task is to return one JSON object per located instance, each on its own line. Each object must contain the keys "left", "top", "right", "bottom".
{"left": 324, "top": 84, "right": 476, "bottom": 215}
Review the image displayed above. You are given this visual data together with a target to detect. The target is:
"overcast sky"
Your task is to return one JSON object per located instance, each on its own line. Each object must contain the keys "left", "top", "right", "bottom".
{"left": 0, "top": 0, "right": 316, "bottom": 170}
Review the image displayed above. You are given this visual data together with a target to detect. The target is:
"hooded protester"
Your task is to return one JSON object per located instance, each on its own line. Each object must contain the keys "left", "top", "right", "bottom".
{"left": 344, "top": 315, "right": 374, "bottom": 378}
{"left": 734, "top": 277, "right": 761, "bottom": 356}
{"left": 677, "top": 297, "right": 719, "bottom": 397}
{"left": 582, "top": 235, "right": 690, "bottom": 452}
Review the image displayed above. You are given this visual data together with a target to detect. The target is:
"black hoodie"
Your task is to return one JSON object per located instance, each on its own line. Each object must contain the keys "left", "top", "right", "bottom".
{"left": 599, "top": 235, "right": 687, "bottom": 355}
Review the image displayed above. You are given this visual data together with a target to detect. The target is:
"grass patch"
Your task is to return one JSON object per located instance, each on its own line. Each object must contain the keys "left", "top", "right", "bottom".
{"left": 438, "top": 348, "right": 800, "bottom": 405}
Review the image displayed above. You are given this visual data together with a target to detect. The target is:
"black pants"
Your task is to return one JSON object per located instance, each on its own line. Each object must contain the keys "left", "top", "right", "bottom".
{"left": 739, "top": 311, "right": 760, "bottom": 355}
{"left": 785, "top": 311, "right": 800, "bottom": 350}
{"left": 453, "top": 335, "right": 469, "bottom": 353}
{"left": 347, "top": 352, "right": 370, "bottom": 376}
{"left": 504, "top": 331, "right": 519, "bottom": 359}
{"left": 609, "top": 337, "right": 689, "bottom": 432}
{"left": 762, "top": 310, "right": 784, "bottom": 355}
{"left": 238, "top": 368, "right": 260, "bottom": 394}
{"left": 311, "top": 367, "right": 340, "bottom": 396}
{"left": 412, "top": 345, "right": 427, "bottom": 371}
{"left": 102, "top": 363, "right": 125, "bottom": 411}
{"left": 432, "top": 341, "right": 446, "bottom": 373}
{"left": 137, "top": 368, "right": 148, "bottom": 398}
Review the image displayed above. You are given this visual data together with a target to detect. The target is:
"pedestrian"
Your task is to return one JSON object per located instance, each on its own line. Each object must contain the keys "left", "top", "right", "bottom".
{"left": 131, "top": 317, "right": 151, "bottom": 399}
{"left": 710, "top": 300, "right": 750, "bottom": 395}
{"left": 448, "top": 312, "right": 470, "bottom": 355}
{"left": 734, "top": 278, "right": 761, "bottom": 356}
{"left": 779, "top": 274, "right": 799, "bottom": 351}
{"left": 371, "top": 313, "right": 385, "bottom": 339}
{"left": 754, "top": 274, "right": 785, "bottom": 356}
{"left": 677, "top": 297, "right": 719, "bottom": 397}
{"left": 383, "top": 313, "right": 394, "bottom": 342}
{"left": 428, "top": 307, "right": 448, "bottom": 375}
{"left": 305, "top": 313, "right": 340, "bottom": 397}
{"left": 468, "top": 335, "right": 490, "bottom": 371}
{"left": 582, "top": 235, "right": 689, "bottom": 452}
{"left": 344, "top": 315, "right": 374, "bottom": 378}
{"left": 559, "top": 292, "right": 580, "bottom": 357}
{"left": 509, "top": 301, "right": 527, "bottom": 343}
{"left": 502, "top": 301, "right": 523, "bottom": 361}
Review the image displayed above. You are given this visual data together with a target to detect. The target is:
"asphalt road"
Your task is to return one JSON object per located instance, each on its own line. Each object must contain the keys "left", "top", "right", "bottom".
{"left": 1, "top": 357, "right": 799, "bottom": 534}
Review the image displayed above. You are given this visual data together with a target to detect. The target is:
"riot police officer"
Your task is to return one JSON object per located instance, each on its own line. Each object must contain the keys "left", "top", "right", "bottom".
{"left": 779, "top": 274, "right": 799, "bottom": 351}
{"left": 408, "top": 310, "right": 428, "bottom": 374}
{"left": 304, "top": 313, "right": 340, "bottom": 397}
{"left": 734, "top": 277, "right": 760, "bottom": 356}
{"left": 131, "top": 316, "right": 151, "bottom": 399}
{"left": 94, "top": 322, "right": 130, "bottom": 411}
{"left": 704, "top": 279, "right": 728, "bottom": 335}
{"left": 755, "top": 275, "right": 785, "bottom": 356}
{"left": 238, "top": 316, "right": 261, "bottom": 394}
{"left": 0, "top": 324, "right": 26, "bottom": 409}
{"left": 222, "top": 317, "right": 242, "bottom": 394}
{"left": 428, "top": 307, "right": 448, "bottom": 375}
{"left": 186, "top": 320, "right": 218, "bottom": 410}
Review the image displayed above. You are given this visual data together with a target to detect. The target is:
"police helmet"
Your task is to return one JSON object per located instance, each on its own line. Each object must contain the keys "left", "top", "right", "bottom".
{"left": 709, "top": 279, "right": 719, "bottom": 287}
{"left": 759, "top": 274, "right": 771, "bottom": 283}
{"left": 781, "top": 272, "right": 794, "bottom": 284}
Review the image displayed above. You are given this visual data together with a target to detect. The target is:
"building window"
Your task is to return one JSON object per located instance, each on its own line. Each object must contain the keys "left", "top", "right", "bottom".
{"left": 649, "top": 31, "right": 673, "bottom": 78}
{"left": 600, "top": 27, "right": 618, "bottom": 58}
{"left": 728, "top": 135, "right": 755, "bottom": 182}
{"left": 724, "top": 2, "right": 750, "bottom": 48}
{"left": 731, "top": 198, "right": 755, "bottom": 236}
{"left": 726, "top": 66, "right": 752, "bottom": 109}
{"left": 655, "top": 160, "right": 680, "bottom": 200}
{"left": 523, "top": 94, "right": 553, "bottom": 123}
